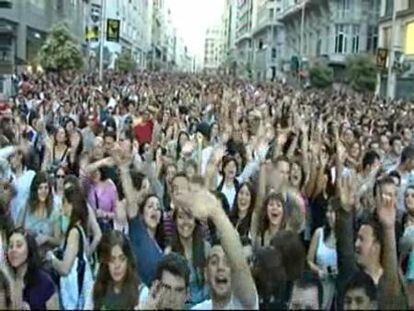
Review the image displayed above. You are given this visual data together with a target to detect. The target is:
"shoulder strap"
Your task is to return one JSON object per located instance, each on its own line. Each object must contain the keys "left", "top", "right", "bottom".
{"left": 94, "top": 189, "right": 100, "bottom": 210}
{"left": 61, "top": 147, "right": 69, "bottom": 161}
{"left": 74, "top": 225, "right": 84, "bottom": 258}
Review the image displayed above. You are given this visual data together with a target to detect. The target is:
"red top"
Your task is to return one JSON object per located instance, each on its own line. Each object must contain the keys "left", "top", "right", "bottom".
{"left": 134, "top": 119, "right": 154, "bottom": 144}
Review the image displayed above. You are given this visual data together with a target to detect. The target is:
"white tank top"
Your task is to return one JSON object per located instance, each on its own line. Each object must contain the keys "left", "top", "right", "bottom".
{"left": 315, "top": 228, "right": 338, "bottom": 269}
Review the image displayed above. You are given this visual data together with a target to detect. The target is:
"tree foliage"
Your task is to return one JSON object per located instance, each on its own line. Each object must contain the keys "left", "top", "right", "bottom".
{"left": 309, "top": 62, "right": 333, "bottom": 89}
{"left": 116, "top": 51, "right": 136, "bottom": 72}
{"left": 346, "top": 54, "right": 376, "bottom": 92}
{"left": 37, "top": 24, "right": 83, "bottom": 72}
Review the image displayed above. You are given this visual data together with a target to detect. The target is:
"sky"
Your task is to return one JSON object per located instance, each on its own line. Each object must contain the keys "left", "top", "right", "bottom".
{"left": 167, "top": 0, "right": 224, "bottom": 61}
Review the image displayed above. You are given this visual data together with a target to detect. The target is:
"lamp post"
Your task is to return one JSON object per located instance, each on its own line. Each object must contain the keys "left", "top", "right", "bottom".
{"left": 386, "top": 0, "right": 397, "bottom": 100}
{"left": 99, "top": 0, "right": 106, "bottom": 81}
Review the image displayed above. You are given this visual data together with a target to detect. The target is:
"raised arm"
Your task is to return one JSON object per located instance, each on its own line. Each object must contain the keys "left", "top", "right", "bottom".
{"left": 376, "top": 190, "right": 407, "bottom": 309}
{"left": 176, "top": 187, "right": 257, "bottom": 309}
{"left": 250, "top": 161, "right": 267, "bottom": 242}
{"left": 335, "top": 173, "right": 359, "bottom": 300}
{"left": 112, "top": 143, "right": 146, "bottom": 219}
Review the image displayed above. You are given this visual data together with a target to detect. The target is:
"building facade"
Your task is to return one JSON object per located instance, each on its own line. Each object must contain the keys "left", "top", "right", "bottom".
{"left": 377, "top": 0, "right": 414, "bottom": 99}
{"left": 221, "top": 0, "right": 239, "bottom": 75}
{"left": 251, "top": 0, "right": 284, "bottom": 81}
{"left": 203, "top": 26, "right": 223, "bottom": 73}
{"left": 280, "top": 0, "right": 380, "bottom": 79}
{"left": 0, "top": 0, "right": 85, "bottom": 73}
{"left": 86, "top": 0, "right": 150, "bottom": 70}
{"left": 235, "top": 0, "right": 257, "bottom": 79}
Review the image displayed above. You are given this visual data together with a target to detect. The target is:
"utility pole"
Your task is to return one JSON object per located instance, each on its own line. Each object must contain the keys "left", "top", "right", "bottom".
{"left": 99, "top": 0, "right": 106, "bottom": 81}
{"left": 298, "top": 0, "right": 306, "bottom": 85}
{"left": 299, "top": 0, "right": 306, "bottom": 58}
{"left": 386, "top": 1, "right": 397, "bottom": 100}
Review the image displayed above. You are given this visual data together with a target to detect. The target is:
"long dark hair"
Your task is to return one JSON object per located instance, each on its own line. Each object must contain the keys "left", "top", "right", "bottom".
{"left": 63, "top": 178, "right": 89, "bottom": 232}
{"left": 230, "top": 182, "right": 256, "bottom": 231}
{"left": 93, "top": 231, "right": 139, "bottom": 310}
{"left": 171, "top": 209, "right": 206, "bottom": 286}
{"left": 217, "top": 156, "right": 240, "bottom": 193}
{"left": 0, "top": 268, "right": 11, "bottom": 308}
{"left": 322, "top": 198, "right": 335, "bottom": 243}
{"left": 0, "top": 195, "right": 13, "bottom": 238}
{"left": 7, "top": 228, "right": 41, "bottom": 287}
{"left": 68, "top": 130, "right": 84, "bottom": 175}
{"left": 53, "top": 126, "right": 70, "bottom": 147}
{"left": 138, "top": 194, "right": 165, "bottom": 250}
{"left": 259, "top": 192, "right": 287, "bottom": 236}
{"left": 176, "top": 131, "right": 190, "bottom": 160}
{"left": 28, "top": 172, "right": 53, "bottom": 216}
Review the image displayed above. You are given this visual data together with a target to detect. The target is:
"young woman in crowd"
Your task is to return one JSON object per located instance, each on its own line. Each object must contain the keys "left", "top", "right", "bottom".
{"left": 85, "top": 163, "right": 118, "bottom": 233}
{"left": 17, "top": 172, "right": 60, "bottom": 259}
{"left": 229, "top": 182, "right": 256, "bottom": 239}
{"left": 171, "top": 207, "right": 209, "bottom": 306}
{"left": 45, "top": 178, "right": 93, "bottom": 310}
{"left": 85, "top": 231, "right": 149, "bottom": 310}
{"left": 307, "top": 199, "right": 337, "bottom": 309}
{"left": 67, "top": 129, "right": 84, "bottom": 176}
{"left": 42, "top": 126, "right": 70, "bottom": 172}
{"left": 7, "top": 228, "right": 59, "bottom": 310}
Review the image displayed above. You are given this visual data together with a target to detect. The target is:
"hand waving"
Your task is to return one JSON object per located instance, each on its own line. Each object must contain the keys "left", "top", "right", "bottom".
{"left": 174, "top": 185, "right": 221, "bottom": 222}
{"left": 376, "top": 188, "right": 396, "bottom": 229}
{"left": 338, "top": 172, "right": 357, "bottom": 213}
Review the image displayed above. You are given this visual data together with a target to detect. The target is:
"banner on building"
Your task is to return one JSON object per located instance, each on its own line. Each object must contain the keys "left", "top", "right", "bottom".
{"left": 106, "top": 19, "right": 120, "bottom": 42}
{"left": 85, "top": 26, "right": 99, "bottom": 42}
{"left": 376, "top": 48, "right": 388, "bottom": 70}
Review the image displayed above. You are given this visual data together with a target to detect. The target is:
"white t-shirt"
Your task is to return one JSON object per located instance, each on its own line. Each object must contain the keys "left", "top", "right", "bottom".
{"left": 192, "top": 293, "right": 259, "bottom": 310}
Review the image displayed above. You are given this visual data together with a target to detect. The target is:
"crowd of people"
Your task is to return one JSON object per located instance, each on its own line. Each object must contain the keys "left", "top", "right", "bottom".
{"left": 0, "top": 70, "right": 413, "bottom": 310}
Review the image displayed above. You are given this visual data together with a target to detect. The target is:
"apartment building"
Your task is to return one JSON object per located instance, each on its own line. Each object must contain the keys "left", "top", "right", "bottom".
{"left": 280, "top": 0, "right": 380, "bottom": 78}
{"left": 378, "top": 0, "right": 414, "bottom": 99}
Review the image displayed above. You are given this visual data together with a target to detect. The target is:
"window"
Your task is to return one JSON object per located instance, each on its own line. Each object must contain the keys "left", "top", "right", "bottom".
{"left": 339, "top": 0, "right": 352, "bottom": 17}
{"left": 351, "top": 25, "right": 359, "bottom": 53}
{"left": 271, "top": 48, "right": 276, "bottom": 59}
{"left": 335, "top": 24, "right": 348, "bottom": 54}
{"left": 409, "top": 0, "right": 414, "bottom": 9}
{"left": 406, "top": 22, "right": 414, "bottom": 55}
{"left": 367, "top": 25, "right": 378, "bottom": 53}
{"left": 269, "top": 8, "right": 274, "bottom": 19}
{"left": 383, "top": 26, "right": 391, "bottom": 49}
{"left": 385, "top": 0, "right": 393, "bottom": 16}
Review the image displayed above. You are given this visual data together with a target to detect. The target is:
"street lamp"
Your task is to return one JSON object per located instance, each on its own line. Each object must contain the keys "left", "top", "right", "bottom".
{"left": 386, "top": 1, "right": 397, "bottom": 100}
{"left": 99, "top": 0, "right": 106, "bottom": 81}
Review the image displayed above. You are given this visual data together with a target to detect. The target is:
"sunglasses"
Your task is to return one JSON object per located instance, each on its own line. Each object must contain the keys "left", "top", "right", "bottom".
{"left": 56, "top": 175, "right": 65, "bottom": 179}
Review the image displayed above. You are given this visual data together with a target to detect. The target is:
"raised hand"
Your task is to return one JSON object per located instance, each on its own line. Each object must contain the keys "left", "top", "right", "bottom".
{"left": 338, "top": 172, "right": 357, "bottom": 212}
{"left": 174, "top": 185, "right": 220, "bottom": 222}
{"left": 376, "top": 188, "right": 396, "bottom": 229}
{"left": 276, "top": 129, "right": 288, "bottom": 147}
{"left": 112, "top": 143, "right": 131, "bottom": 167}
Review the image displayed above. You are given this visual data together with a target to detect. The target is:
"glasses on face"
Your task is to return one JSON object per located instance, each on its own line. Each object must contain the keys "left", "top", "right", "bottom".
{"left": 56, "top": 174, "right": 65, "bottom": 179}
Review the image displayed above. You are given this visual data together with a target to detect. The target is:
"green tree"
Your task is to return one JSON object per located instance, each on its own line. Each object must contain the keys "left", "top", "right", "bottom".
{"left": 346, "top": 54, "right": 376, "bottom": 92}
{"left": 309, "top": 62, "right": 333, "bottom": 88}
{"left": 116, "top": 50, "right": 136, "bottom": 72}
{"left": 37, "top": 24, "right": 83, "bottom": 72}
